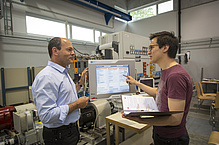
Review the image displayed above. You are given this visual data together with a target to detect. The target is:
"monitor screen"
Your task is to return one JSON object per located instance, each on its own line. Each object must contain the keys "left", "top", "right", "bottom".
{"left": 139, "top": 78, "right": 154, "bottom": 92}
{"left": 88, "top": 59, "right": 135, "bottom": 99}
{"left": 96, "top": 64, "right": 129, "bottom": 95}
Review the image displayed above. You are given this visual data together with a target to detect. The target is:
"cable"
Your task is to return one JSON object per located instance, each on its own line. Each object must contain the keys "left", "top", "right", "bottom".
{"left": 92, "top": 112, "right": 100, "bottom": 133}
{"left": 73, "top": 46, "right": 90, "bottom": 56}
{"left": 92, "top": 107, "right": 105, "bottom": 133}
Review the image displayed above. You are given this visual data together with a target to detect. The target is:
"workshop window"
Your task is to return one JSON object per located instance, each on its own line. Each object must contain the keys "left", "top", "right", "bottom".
{"left": 129, "top": 0, "right": 173, "bottom": 22}
{"left": 72, "top": 25, "right": 93, "bottom": 42}
{"left": 26, "top": 15, "right": 66, "bottom": 38}
{"left": 26, "top": 15, "right": 108, "bottom": 43}
{"left": 130, "top": 5, "right": 157, "bottom": 22}
{"left": 158, "top": 0, "right": 173, "bottom": 14}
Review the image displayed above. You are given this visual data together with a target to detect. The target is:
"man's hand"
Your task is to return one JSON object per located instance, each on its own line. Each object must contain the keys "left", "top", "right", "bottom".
{"left": 121, "top": 110, "right": 143, "bottom": 123}
{"left": 79, "top": 67, "right": 88, "bottom": 85}
{"left": 121, "top": 110, "right": 126, "bottom": 118}
{"left": 68, "top": 96, "right": 89, "bottom": 115}
{"left": 123, "top": 75, "right": 138, "bottom": 85}
{"left": 76, "top": 96, "right": 89, "bottom": 109}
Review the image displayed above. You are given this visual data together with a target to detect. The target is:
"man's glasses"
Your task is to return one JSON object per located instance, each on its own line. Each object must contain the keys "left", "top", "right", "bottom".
{"left": 148, "top": 45, "right": 159, "bottom": 51}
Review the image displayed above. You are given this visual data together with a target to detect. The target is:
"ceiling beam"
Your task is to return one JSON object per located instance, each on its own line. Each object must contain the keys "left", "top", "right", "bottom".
{"left": 68, "top": 0, "right": 132, "bottom": 25}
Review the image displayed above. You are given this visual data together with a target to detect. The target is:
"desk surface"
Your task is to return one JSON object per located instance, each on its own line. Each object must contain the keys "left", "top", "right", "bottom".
{"left": 105, "top": 112, "right": 151, "bottom": 133}
{"left": 202, "top": 81, "right": 219, "bottom": 84}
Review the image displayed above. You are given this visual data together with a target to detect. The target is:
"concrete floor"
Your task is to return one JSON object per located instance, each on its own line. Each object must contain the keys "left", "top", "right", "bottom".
{"left": 78, "top": 94, "right": 219, "bottom": 145}
{"left": 187, "top": 95, "right": 219, "bottom": 145}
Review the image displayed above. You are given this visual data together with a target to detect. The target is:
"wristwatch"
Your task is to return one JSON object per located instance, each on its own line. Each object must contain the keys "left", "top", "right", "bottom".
{"left": 77, "top": 81, "right": 82, "bottom": 87}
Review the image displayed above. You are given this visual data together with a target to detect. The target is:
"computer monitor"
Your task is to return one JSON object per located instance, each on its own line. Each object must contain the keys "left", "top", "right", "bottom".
{"left": 88, "top": 59, "right": 135, "bottom": 99}
{"left": 138, "top": 78, "right": 154, "bottom": 93}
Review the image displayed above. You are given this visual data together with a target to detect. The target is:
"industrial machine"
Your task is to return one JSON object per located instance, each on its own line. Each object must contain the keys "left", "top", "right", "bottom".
{"left": 98, "top": 31, "right": 161, "bottom": 78}
{"left": 0, "top": 103, "right": 43, "bottom": 145}
{"left": 0, "top": 31, "right": 162, "bottom": 145}
{"left": 79, "top": 99, "right": 112, "bottom": 145}
{"left": 0, "top": 106, "right": 16, "bottom": 131}
{"left": 0, "top": 100, "right": 113, "bottom": 145}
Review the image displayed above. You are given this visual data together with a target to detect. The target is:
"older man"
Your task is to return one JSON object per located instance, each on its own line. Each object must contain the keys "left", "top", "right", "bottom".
{"left": 32, "top": 37, "right": 89, "bottom": 145}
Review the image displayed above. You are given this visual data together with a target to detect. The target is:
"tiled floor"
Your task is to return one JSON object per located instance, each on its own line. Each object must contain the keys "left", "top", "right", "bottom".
{"left": 187, "top": 96, "right": 219, "bottom": 145}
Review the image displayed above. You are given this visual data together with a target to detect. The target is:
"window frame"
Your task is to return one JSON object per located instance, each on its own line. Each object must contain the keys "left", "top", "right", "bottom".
{"left": 25, "top": 13, "right": 110, "bottom": 44}
{"left": 128, "top": 0, "right": 174, "bottom": 22}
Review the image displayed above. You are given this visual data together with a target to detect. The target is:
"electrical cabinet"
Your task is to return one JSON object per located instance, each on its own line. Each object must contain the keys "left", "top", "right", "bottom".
{"left": 99, "top": 31, "right": 161, "bottom": 79}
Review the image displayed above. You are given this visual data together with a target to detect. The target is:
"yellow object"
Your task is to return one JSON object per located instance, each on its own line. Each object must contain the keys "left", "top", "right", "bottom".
{"left": 73, "top": 59, "right": 78, "bottom": 74}
{"left": 199, "top": 82, "right": 216, "bottom": 97}
{"left": 195, "top": 82, "right": 215, "bottom": 111}
{"left": 131, "top": 95, "right": 143, "bottom": 97}
{"left": 208, "top": 131, "right": 219, "bottom": 144}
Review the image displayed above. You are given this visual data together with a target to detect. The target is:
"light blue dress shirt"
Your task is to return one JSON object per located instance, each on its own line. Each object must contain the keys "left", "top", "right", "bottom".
{"left": 32, "top": 61, "right": 80, "bottom": 128}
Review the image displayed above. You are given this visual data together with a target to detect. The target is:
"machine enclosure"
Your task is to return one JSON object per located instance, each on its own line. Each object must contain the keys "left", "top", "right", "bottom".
{"left": 0, "top": 106, "right": 16, "bottom": 130}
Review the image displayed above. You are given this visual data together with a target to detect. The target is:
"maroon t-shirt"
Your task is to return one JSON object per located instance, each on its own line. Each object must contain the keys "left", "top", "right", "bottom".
{"left": 154, "top": 64, "right": 193, "bottom": 138}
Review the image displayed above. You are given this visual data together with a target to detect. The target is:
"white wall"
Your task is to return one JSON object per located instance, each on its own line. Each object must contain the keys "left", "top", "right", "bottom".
{"left": 126, "top": 1, "right": 219, "bottom": 83}
{"left": 181, "top": 1, "right": 219, "bottom": 82}
{"left": 0, "top": 0, "right": 218, "bottom": 80}
{"left": 0, "top": 0, "right": 126, "bottom": 68}
{"left": 0, "top": 0, "right": 129, "bottom": 105}
{"left": 127, "top": 12, "right": 177, "bottom": 37}
{"left": 181, "top": 1, "right": 219, "bottom": 40}
{"left": 0, "top": 0, "right": 218, "bottom": 90}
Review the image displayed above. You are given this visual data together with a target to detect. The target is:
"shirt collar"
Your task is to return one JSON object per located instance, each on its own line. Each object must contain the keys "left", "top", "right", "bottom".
{"left": 48, "top": 60, "right": 69, "bottom": 73}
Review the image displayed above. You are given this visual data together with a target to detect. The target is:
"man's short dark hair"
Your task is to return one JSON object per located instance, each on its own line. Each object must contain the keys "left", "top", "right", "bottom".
{"left": 149, "top": 31, "right": 178, "bottom": 58}
{"left": 48, "top": 37, "right": 62, "bottom": 58}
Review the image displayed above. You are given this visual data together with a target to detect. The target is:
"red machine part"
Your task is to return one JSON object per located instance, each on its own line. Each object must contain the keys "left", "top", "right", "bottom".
{"left": 0, "top": 106, "right": 16, "bottom": 130}
{"left": 143, "top": 62, "right": 147, "bottom": 77}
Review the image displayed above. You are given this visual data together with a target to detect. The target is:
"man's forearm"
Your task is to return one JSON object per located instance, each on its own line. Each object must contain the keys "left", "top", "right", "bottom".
{"left": 136, "top": 82, "right": 157, "bottom": 97}
{"left": 68, "top": 101, "right": 79, "bottom": 115}
{"left": 129, "top": 113, "right": 183, "bottom": 126}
